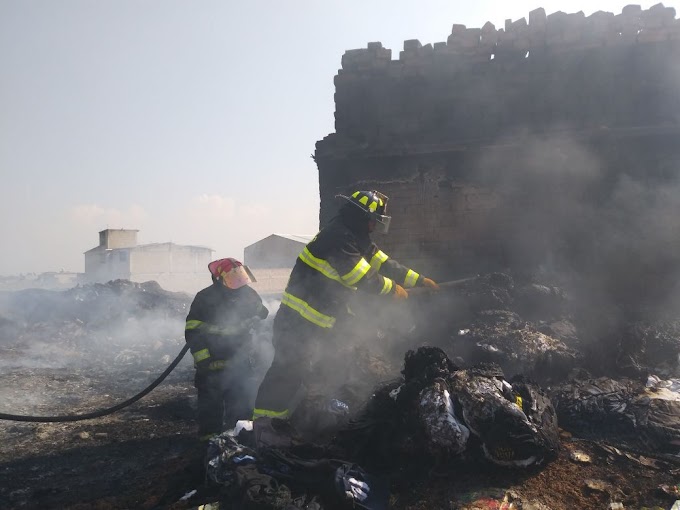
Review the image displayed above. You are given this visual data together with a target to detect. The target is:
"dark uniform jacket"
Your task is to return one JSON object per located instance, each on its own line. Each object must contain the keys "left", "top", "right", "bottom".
{"left": 281, "top": 215, "right": 423, "bottom": 330}
{"left": 185, "top": 283, "right": 268, "bottom": 369}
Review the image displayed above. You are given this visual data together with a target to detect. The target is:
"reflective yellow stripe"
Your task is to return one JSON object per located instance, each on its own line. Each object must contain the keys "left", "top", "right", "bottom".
{"left": 252, "top": 408, "right": 290, "bottom": 420}
{"left": 187, "top": 320, "right": 246, "bottom": 336}
{"left": 206, "top": 324, "right": 247, "bottom": 336}
{"left": 208, "top": 360, "right": 226, "bottom": 370}
{"left": 404, "top": 269, "right": 420, "bottom": 288}
{"left": 298, "top": 247, "right": 355, "bottom": 289}
{"left": 193, "top": 348, "right": 210, "bottom": 363}
{"left": 281, "top": 292, "right": 336, "bottom": 328}
{"left": 380, "top": 276, "right": 394, "bottom": 295}
{"left": 369, "top": 250, "right": 389, "bottom": 271}
{"left": 515, "top": 395, "right": 523, "bottom": 410}
{"left": 185, "top": 320, "right": 203, "bottom": 330}
{"left": 359, "top": 195, "right": 369, "bottom": 206}
{"left": 352, "top": 191, "right": 360, "bottom": 198}
{"left": 341, "top": 258, "right": 371, "bottom": 286}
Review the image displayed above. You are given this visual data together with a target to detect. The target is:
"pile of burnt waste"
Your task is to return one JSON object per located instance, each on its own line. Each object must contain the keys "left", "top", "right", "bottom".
{"left": 394, "top": 272, "right": 680, "bottom": 458}
{"left": 206, "top": 346, "right": 559, "bottom": 510}
{"left": 0, "top": 279, "right": 193, "bottom": 371}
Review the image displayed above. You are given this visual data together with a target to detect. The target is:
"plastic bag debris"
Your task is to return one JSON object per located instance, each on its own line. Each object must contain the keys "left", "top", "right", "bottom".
{"left": 226, "top": 419, "right": 253, "bottom": 437}
{"left": 328, "top": 398, "right": 350, "bottom": 416}
{"left": 418, "top": 379, "right": 470, "bottom": 455}
{"left": 346, "top": 477, "right": 370, "bottom": 501}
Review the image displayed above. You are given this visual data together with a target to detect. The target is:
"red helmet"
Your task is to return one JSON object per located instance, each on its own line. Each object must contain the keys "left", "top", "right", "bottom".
{"left": 208, "top": 258, "right": 257, "bottom": 289}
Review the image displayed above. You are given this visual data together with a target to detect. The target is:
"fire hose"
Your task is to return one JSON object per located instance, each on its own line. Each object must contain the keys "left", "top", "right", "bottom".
{"left": 0, "top": 344, "right": 190, "bottom": 422}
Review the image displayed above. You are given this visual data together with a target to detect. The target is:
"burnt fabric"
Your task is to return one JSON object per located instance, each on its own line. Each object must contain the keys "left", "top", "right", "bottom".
{"left": 448, "top": 366, "right": 559, "bottom": 467}
{"left": 206, "top": 431, "right": 387, "bottom": 510}
{"left": 186, "top": 282, "right": 268, "bottom": 435}
{"left": 335, "top": 347, "right": 559, "bottom": 469}
{"left": 551, "top": 376, "right": 680, "bottom": 453}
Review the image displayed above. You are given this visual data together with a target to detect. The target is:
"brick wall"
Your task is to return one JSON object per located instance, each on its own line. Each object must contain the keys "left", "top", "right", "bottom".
{"left": 315, "top": 5, "right": 680, "bottom": 303}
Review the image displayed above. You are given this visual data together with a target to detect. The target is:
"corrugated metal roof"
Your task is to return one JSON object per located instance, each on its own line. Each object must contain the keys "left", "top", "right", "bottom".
{"left": 84, "top": 242, "right": 213, "bottom": 254}
{"left": 272, "top": 234, "right": 315, "bottom": 244}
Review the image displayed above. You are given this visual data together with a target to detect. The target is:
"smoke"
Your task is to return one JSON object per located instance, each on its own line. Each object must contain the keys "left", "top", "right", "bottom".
{"left": 0, "top": 283, "right": 283, "bottom": 425}
{"left": 470, "top": 131, "right": 680, "bottom": 321}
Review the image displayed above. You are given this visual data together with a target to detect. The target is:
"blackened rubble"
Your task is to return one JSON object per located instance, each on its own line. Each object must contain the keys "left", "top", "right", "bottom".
{"left": 332, "top": 347, "right": 558, "bottom": 472}
{"left": 1, "top": 271, "right": 680, "bottom": 508}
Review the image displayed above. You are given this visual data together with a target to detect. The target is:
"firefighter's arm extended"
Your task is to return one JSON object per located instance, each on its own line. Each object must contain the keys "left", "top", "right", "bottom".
{"left": 366, "top": 243, "right": 439, "bottom": 290}
{"left": 327, "top": 236, "right": 401, "bottom": 298}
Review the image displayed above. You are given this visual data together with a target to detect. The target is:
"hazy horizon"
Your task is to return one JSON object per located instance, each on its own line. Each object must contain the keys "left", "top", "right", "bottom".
{"left": 2, "top": 0, "right": 676, "bottom": 276}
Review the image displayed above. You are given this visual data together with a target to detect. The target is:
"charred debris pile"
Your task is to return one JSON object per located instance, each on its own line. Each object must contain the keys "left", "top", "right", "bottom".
{"left": 202, "top": 270, "right": 680, "bottom": 509}
{"left": 393, "top": 272, "right": 680, "bottom": 456}
{"left": 0, "top": 273, "right": 679, "bottom": 509}
{"left": 0, "top": 279, "right": 192, "bottom": 372}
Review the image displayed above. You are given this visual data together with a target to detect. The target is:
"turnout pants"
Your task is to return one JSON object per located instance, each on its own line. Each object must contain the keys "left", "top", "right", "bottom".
{"left": 253, "top": 308, "right": 325, "bottom": 419}
{"left": 195, "top": 366, "right": 256, "bottom": 437}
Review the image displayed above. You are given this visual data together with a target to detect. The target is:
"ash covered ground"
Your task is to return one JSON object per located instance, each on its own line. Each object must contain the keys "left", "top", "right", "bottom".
{"left": 1, "top": 277, "right": 680, "bottom": 510}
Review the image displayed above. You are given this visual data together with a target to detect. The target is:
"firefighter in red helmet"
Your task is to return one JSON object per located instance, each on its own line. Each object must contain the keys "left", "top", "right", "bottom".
{"left": 253, "top": 190, "right": 439, "bottom": 427}
{"left": 185, "top": 257, "right": 269, "bottom": 440}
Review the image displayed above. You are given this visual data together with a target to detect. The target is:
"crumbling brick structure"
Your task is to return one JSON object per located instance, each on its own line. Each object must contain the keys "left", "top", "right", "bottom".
{"left": 315, "top": 4, "right": 680, "bottom": 305}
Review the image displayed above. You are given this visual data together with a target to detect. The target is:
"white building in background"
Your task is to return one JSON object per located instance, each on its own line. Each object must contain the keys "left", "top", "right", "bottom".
{"left": 84, "top": 229, "right": 214, "bottom": 294}
{"left": 244, "top": 234, "right": 313, "bottom": 297}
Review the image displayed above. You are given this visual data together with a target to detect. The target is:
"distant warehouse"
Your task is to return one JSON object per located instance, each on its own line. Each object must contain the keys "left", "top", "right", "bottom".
{"left": 84, "top": 229, "right": 213, "bottom": 294}
{"left": 244, "top": 234, "right": 313, "bottom": 297}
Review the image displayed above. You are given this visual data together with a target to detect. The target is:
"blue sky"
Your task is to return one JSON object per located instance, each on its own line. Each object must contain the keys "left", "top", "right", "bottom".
{"left": 1, "top": 0, "right": 677, "bottom": 274}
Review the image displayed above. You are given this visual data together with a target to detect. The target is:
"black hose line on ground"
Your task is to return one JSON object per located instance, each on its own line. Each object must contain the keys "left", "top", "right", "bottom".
{"left": 0, "top": 344, "right": 190, "bottom": 422}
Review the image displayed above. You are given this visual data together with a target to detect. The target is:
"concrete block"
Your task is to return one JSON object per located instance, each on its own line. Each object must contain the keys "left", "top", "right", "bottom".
{"left": 404, "top": 39, "right": 422, "bottom": 51}
{"left": 622, "top": 4, "right": 642, "bottom": 16}
{"left": 530, "top": 7, "right": 547, "bottom": 26}
{"left": 482, "top": 21, "right": 496, "bottom": 32}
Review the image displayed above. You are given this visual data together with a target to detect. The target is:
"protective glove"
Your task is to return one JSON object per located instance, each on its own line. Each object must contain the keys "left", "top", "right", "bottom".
{"left": 422, "top": 277, "right": 440, "bottom": 290}
{"left": 393, "top": 284, "right": 408, "bottom": 300}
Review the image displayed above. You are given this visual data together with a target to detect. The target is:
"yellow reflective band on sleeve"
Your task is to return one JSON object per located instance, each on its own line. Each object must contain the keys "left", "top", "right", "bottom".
{"left": 252, "top": 408, "right": 290, "bottom": 420}
{"left": 515, "top": 395, "right": 523, "bottom": 410}
{"left": 404, "top": 269, "right": 420, "bottom": 288}
{"left": 208, "top": 360, "right": 227, "bottom": 371}
{"left": 380, "top": 276, "right": 394, "bottom": 295}
{"left": 341, "top": 258, "right": 371, "bottom": 286}
{"left": 298, "top": 247, "right": 356, "bottom": 289}
{"left": 185, "top": 320, "right": 203, "bottom": 331}
{"left": 187, "top": 320, "right": 247, "bottom": 336}
{"left": 369, "top": 250, "right": 389, "bottom": 271}
{"left": 193, "top": 348, "right": 210, "bottom": 363}
{"left": 281, "top": 292, "right": 336, "bottom": 328}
